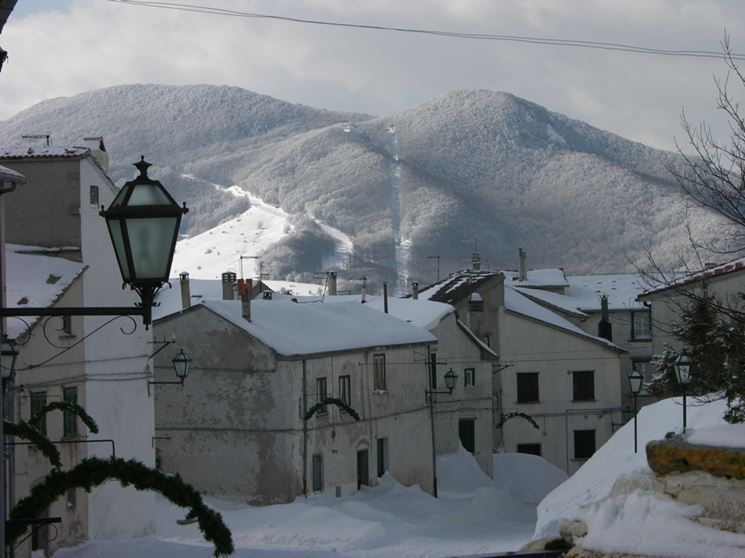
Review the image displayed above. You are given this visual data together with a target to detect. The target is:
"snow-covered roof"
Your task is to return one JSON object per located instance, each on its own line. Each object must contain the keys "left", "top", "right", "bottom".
{"left": 504, "top": 286, "right": 621, "bottom": 351}
{"left": 418, "top": 270, "right": 501, "bottom": 305}
{"left": 4, "top": 245, "right": 87, "bottom": 338}
{"left": 0, "top": 147, "right": 90, "bottom": 160}
{"left": 321, "top": 294, "right": 454, "bottom": 331}
{"left": 502, "top": 268, "right": 568, "bottom": 288}
{"left": 0, "top": 164, "right": 26, "bottom": 183}
{"left": 515, "top": 273, "right": 649, "bottom": 313}
{"left": 189, "top": 298, "right": 436, "bottom": 357}
{"left": 640, "top": 256, "right": 745, "bottom": 297}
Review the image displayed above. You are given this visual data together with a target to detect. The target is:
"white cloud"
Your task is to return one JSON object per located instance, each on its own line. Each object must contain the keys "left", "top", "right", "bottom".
{"left": 1, "top": 0, "right": 743, "bottom": 150}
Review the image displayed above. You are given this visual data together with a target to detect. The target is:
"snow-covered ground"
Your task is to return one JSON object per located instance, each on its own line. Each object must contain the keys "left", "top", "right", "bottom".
{"left": 52, "top": 449, "right": 565, "bottom": 558}
{"left": 536, "top": 396, "right": 745, "bottom": 557}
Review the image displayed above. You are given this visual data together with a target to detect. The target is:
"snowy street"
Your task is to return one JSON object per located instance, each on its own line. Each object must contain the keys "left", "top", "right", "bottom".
{"left": 52, "top": 449, "right": 562, "bottom": 558}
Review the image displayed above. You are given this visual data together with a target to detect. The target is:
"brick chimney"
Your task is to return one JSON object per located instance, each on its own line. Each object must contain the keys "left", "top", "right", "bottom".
{"left": 597, "top": 294, "right": 612, "bottom": 342}
{"left": 222, "top": 272, "right": 237, "bottom": 300}
{"left": 518, "top": 248, "right": 527, "bottom": 281}
{"left": 179, "top": 272, "right": 191, "bottom": 310}
{"left": 237, "top": 278, "right": 252, "bottom": 322}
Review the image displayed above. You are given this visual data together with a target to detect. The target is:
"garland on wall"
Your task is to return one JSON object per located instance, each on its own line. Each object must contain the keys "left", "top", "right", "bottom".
{"left": 497, "top": 411, "right": 540, "bottom": 430}
{"left": 304, "top": 397, "right": 360, "bottom": 421}
{"left": 7, "top": 457, "right": 235, "bottom": 557}
{"left": 4, "top": 420, "right": 62, "bottom": 468}
{"left": 29, "top": 401, "right": 99, "bottom": 434}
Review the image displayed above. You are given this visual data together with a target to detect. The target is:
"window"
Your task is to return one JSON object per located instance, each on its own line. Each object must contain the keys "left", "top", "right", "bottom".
{"left": 30, "top": 392, "right": 47, "bottom": 436}
{"left": 339, "top": 375, "right": 351, "bottom": 408}
{"left": 517, "top": 443, "right": 542, "bottom": 456}
{"left": 516, "top": 372, "right": 539, "bottom": 403}
{"left": 66, "top": 488, "right": 76, "bottom": 509}
{"left": 373, "top": 354, "right": 386, "bottom": 391}
{"left": 464, "top": 368, "right": 475, "bottom": 387}
{"left": 61, "top": 315, "right": 73, "bottom": 336}
{"left": 89, "top": 185, "right": 99, "bottom": 206}
{"left": 376, "top": 437, "right": 388, "bottom": 477}
{"left": 63, "top": 387, "right": 78, "bottom": 437}
{"left": 316, "top": 377, "right": 328, "bottom": 415}
{"left": 312, "top": 454, "right": 323, "bottom": 492}
{"left": 429, "top": 352, "right": 438, "bottom": 389}
{"left": 468, "top": 292, "right": 483, "bottom": 312}
{"left": 631, "top": 310, "right": 652, "bottom": 341}
{"left": 574, "top": 429, "right": 596, "bottom": 460}
{"left": 572, "top": 371, "right": 595, "bottom": 401}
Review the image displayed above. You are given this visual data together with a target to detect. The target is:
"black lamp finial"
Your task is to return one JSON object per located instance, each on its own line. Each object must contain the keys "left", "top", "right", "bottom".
{"left": 134, "top": 156, "right": 151, "bottom": 179}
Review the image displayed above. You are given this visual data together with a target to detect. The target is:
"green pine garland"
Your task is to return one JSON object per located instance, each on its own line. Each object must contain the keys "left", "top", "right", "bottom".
{"left": 497, "top": 411, "right": 540, "bottom": 430}
{"left": 29, "top": 401, "right": 99, "bottom": 434}
{"left": 7, "top": 457, "right": 234, "bottom": 557}
{"left": 4, "top": 420, "right": 62, "bottom": 468}
{"left": 304, "top": 397, "right": 360, "bottom": 421}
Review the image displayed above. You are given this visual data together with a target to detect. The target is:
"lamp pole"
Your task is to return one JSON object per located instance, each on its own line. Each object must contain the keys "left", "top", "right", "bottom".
{"left": 424, "top": 360, "right": 458, "bottom": 498}
{"left": 628, "top": 368, "right": 643, "bottom": 453}
{"left": 674, "top": 353, "right": 692, "bottom": 433}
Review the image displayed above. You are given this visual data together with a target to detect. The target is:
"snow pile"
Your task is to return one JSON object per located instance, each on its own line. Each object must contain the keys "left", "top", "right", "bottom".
{"left": 53, "top": 449, "right": 566, "bottom": 557}
{"left": 536, "top": 396, "right": 745, "bottom": 557}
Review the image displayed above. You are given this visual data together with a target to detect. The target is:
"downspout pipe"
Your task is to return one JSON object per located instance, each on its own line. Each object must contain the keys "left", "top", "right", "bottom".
{"left": 302, "top": 359, "right": 308, "bottom": 498}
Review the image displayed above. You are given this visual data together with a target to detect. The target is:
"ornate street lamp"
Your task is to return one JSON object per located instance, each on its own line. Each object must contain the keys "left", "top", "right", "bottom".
{"left": 674, "top": 352, "right": 693, "bottom": 432}
{"left": 0, "top": 336, "right": 17, "bottom": 380}
{"left": 148, "top": 349, "right": 192, "bottom": 394}
{"left": 100, "top": 157, "right": 188, "bottom": 326}
{"left": 443, "top": 368, "right": 458, "bottom": 392}
{"left": 628, "top": 368, "right": 644, "bottom": 453}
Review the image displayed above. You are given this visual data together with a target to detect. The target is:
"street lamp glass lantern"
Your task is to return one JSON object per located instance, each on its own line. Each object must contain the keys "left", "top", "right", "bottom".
{"left": 100, "top": 157, "right": 188, "bottom": 289}
{"left": 628, "top": 368, "right": 644, "bottom": 395}
{"left": 0, "top": 336, "right": 17, "bottom": 379}
{"left": 172, "top": 349, "right": 191, "bottom": 382}
{"left": 444, "top": 368, "right": 458, "bottom": 391}
{"left": 675, "top": 353, "right": 693, "bottom": 386}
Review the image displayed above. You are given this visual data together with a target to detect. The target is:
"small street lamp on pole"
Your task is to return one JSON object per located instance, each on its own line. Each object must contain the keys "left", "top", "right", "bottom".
{"left": 674, "top": 352, "right": 693, "bottom": 433}
{"left": 628, "top": 368, "right": 643, "bottom": 453}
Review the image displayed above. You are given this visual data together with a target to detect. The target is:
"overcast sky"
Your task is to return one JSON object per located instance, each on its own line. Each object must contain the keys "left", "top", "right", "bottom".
{"left": 1, "top": 0, "right": 744, "bottom": 151}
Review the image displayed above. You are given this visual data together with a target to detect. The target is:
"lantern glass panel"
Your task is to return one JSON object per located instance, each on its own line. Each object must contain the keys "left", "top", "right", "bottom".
{"left": 128, "top": 183, "right": 172, "bottom": 206}
{"left": 444, "top": 369, "right": 457, "bottom": 391}
{"left": 125, "top": 217, "right": 177, "bottom": 280}
{"left": 629, "top": 371, "right": 644, "bottom": 394}
{"left": 172, "top": 351, "right": 191, "bottom": 380}
{"left": 106, "top": 220, "right": 132, "bottom": 281}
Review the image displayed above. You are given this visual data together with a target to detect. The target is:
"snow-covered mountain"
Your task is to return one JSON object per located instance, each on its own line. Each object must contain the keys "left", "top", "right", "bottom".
{"left": 0, "top": 85, "right": 730, "bottom": 287}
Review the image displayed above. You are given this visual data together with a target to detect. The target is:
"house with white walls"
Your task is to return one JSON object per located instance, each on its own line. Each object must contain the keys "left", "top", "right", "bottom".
{"left": 152, "top": 283, "right": 441, "bottom": 503}
{"left": 417, "top": 259, "right": 625, "bottom": 475}
{"left": 0, "top": 145, "right": 155, "bottom": 555}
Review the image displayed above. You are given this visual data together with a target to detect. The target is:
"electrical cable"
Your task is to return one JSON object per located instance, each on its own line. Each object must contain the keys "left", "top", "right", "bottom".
{"left": 106, "top": 0, "right": 745, "bottom": 61}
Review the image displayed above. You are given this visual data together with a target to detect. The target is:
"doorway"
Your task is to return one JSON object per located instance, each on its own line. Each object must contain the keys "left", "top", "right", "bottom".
{"left": 356, "top": 449, "right": 369, "bottom": 489}
{"left": 459, "top": 418, "right": 476, "bottom": 453}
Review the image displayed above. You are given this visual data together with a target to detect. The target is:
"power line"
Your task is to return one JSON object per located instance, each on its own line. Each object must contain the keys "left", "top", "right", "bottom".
{"left": 106, "top": 0, "right": 745, "bottom": 61}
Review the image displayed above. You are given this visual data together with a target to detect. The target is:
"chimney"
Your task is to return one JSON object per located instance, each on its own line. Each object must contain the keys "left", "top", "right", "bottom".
{"left": 518, "top": 248, "right": 527, "bottom": 281}
{"left": 597, "top": 294, "right": 612, "bottom": 342}
{"left": 327, "top": 271, "right": 337, "bottom": 296}
{"left": 179, "top": 272, "right": 191, "bottom": 310}
{"left": 237, "top": 278, "right": 252, "bottom": 321}
{"left": 412, "top": 281, "right": 419, "bottom": 300}
{"left": 222, "top": 272, "right": 237, "bottom": 300}
{"left": 83, "top": 136, "right": 109, "bottom": 173}
{"left": 472, "top": 251, "right": 481, "bottom": 271}
{"left": 383, "top": 282, "right": 389, "bottom": 313}
{"left": 361, "top": 276, "right": 367, "bottom": 304}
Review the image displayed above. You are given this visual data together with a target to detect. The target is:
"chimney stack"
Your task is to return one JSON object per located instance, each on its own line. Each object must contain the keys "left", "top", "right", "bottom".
{"left": 83, "top": 136, "right": 109, "bottom": 173}
{"left": 412, "top": 281, "right": 419, "bottom": 300}
{"left": 222, "top": 272, "right": 237, "bottom": 300}
{"left": 597, "top": 294, "right": 612, "bottom": 342}
{"left": 179, "top": 272, "right": 191, "bottom": 310}
{"left": 238, "top": 278, "right": 252, "bottom": 322}
{"left": 383, "top": 282, "right": 389, "bottom": 313}
{"left": 518, "top": 248, "right": 527, "bottom": 281}
{"left": 361, "top": 276, "right": 367, "bottom": 304}
{"left": 472, "top": 251, "right": 481, "bottom": 271}
{"left": 327, "top": 271, "right": 337, "bottom": 296}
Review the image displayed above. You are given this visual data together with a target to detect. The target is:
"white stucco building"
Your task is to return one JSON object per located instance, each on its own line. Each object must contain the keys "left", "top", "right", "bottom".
{"left": 0, "top": 146, "right": 155, "bottom": 556}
